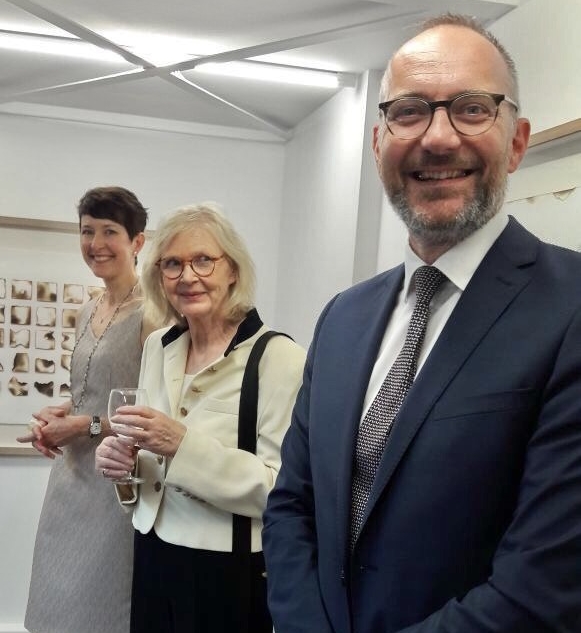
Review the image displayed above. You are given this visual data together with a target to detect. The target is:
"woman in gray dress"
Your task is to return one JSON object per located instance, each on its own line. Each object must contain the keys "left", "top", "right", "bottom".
{"left": 17, "top": 186, "right": 161, "bottom": 633}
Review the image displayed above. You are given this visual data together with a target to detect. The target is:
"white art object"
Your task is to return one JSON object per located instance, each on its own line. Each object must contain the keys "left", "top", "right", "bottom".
{"left": 0, "top": 275, "right": 100, "bottom": 424}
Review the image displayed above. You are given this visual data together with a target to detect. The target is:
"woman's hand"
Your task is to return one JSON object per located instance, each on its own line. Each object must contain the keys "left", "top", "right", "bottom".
{"left": 16, "top": 406, "right": 68, "bottom": 459}
{"left": 95, "top": 435, "right": 136, "bottom": 480}
{"left": 110, "top": 404, "right": 187, "bottom": 457}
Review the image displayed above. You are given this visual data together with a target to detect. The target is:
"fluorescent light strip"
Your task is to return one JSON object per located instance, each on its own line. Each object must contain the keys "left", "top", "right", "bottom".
{"left": 0, "top": 31, "right": 122, "bottom": 62}
{"left": 194, "top": 60, "right": 339, "bottom": 88}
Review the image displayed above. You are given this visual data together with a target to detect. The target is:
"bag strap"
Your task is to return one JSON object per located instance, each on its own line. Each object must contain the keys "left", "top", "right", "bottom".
{"left": 232, "top": 330, "right": 291, "bottom": 633}
{"left": 232, "top": 330, "right": 291, "bottom": 554}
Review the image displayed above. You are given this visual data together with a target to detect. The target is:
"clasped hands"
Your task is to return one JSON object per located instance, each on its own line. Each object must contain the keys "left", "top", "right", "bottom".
{"left": 17, "top": 406, "right": 70, "bottom": 459}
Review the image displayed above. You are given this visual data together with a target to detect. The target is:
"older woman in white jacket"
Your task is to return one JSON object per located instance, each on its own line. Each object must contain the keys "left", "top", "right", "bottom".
{"left": 96, "top": 203, "right": 305, "bottom": 633}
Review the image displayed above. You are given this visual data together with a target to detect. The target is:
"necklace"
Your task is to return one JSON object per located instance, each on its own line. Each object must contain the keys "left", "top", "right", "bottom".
{"left": 70, "top": 282, "right": 138, "bottom": 413}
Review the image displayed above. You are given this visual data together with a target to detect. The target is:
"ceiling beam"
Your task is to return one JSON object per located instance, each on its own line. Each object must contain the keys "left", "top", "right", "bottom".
{"left": 169, "top": 73, "right": 292, "bottom": 140}
{"left": 166, "top": 9, "right": 424, "bottom": 73}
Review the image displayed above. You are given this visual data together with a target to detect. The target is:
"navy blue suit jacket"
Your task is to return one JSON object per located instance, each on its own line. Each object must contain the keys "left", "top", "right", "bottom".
{"left": 263, "top": 217, "right": 581, "bottom": 633}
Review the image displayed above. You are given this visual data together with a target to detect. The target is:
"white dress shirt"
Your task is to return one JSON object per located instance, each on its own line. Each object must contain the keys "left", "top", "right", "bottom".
{"left": 361, "top": 211, "right": 509, "bottom": 418}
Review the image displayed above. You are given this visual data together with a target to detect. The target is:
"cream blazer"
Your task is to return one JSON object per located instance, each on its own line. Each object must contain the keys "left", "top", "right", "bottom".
{"left": 124, "top": 310, "right": 305, "bottom": 552}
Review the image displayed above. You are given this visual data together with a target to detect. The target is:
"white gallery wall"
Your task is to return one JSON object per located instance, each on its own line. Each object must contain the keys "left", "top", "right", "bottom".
{"left": 274, "top": 70, "right": 383, "bottom": 346}
{"left": 2, "top": 0, "right": 581, "bottom": 630}
{"left": 491, "top": 0, "right": 581, "bottom": 134}
{"left": 0, "top": 456, "right": 50, "bottom": 633}
{"left": 496, "top": 0, "right": 581, "bottom": 246}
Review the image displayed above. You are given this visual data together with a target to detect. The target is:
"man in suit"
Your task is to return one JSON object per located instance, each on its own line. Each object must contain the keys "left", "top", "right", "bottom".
{"left": 263, "top": 13, "right": 581, "bottom": 633}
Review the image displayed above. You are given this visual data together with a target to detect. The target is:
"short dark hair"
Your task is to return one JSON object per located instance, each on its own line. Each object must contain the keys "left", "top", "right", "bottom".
{"left": 77, "top": 186, "right": 148, "bottom": 238}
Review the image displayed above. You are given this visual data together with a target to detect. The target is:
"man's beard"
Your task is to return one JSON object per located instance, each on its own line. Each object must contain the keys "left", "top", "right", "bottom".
{"left": 388, "top": 172, "right": 508, "bottom": 249}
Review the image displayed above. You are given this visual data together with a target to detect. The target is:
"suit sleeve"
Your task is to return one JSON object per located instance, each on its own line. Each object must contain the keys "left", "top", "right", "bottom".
{"left": 263, "top": 303, "right": 337, "bottom": 633}
{"left": 396, "top": 308, "right": 581, "bottom": 633}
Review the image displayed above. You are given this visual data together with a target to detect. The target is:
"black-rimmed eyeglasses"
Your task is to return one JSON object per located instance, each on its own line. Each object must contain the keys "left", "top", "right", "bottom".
{"left": 378, "top": 92, "right": 519, "bottom": 140}
{"left": 156, "top": 255, "right": 225, "bottom": 280}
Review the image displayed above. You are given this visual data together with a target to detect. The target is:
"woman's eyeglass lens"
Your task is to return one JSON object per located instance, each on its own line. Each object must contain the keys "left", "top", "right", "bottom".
{"left": 156, "top": 256, "right": 223, "bottom": 279}
{"left": 379, "top": 93, "right": 518, "bottom": 140}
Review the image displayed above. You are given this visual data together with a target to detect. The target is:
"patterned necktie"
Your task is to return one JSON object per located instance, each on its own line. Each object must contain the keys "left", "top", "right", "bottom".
{"left": 350, "top": 265, "right": 446, "bottom": 549}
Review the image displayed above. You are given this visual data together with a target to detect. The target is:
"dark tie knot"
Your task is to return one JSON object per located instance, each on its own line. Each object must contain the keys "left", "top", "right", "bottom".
{"left": 413, "top": 266, "right": 446, "bottom": 305}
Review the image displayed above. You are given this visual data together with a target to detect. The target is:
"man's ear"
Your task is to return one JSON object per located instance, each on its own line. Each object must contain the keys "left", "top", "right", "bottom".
{"left": 508, "top": 117, "right": 531, "bottom": 173}
{"left": 372, "top": 124, "right": 382, "bottom": 167}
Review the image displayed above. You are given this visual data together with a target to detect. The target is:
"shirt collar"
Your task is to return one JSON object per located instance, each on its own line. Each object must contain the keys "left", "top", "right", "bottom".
{"left": 161, "top": 307, "right": 262, "bottom": 351}
{"left": 403, "top": 210, "right": 508, "bottom": 300}
{"left": 224, "top": 308, "right": 263, "bottom": 355}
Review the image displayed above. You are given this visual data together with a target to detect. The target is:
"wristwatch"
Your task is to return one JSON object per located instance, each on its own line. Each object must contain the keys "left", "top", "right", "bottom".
{"left": 88, "top": 415, "right": 102, "bottom": 438}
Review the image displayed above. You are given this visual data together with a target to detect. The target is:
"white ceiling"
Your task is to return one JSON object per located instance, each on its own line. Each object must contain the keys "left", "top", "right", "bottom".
{"left": 0, "top": 0, "right": 519, "bottom": 140}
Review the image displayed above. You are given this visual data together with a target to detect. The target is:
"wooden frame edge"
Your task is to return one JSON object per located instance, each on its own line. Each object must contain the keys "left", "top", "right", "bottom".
{"left": 529, "top": 118, "right": 581, "bottom": 148}
{"left": 0, "top": 216, "right": 78, "bottom": 234}
{"left": 0, "top": 446, "right": 40, "bottom": 456}
{"left": 0, "top": 424, "right": 40, "bottom": 455}
{"left": 0, "top": 216, "right": 154, "bottom": 236}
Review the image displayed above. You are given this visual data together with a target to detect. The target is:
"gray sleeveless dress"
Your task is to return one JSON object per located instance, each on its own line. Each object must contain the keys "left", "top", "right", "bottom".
{"left": 25, "top": 298, "right": 143, "bottom": 633}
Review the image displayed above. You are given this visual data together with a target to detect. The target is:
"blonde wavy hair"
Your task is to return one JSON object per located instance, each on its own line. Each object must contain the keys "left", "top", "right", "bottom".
{"left": 141, "top": 202, "right": 256, "bottom": 328}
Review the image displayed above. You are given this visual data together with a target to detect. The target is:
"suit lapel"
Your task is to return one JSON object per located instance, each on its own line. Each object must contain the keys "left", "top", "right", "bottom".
{"left": 162, "top": 330, "right": 190, "bottom": 419}
{"left": 334, "top": 266, "right": 405, "bottom": 556}
{"left": 362, "top": 218, "right": 540, "bottom": 530}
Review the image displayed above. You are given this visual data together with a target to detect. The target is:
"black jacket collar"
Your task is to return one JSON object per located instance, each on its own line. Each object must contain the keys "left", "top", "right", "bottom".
{"left": 161, "top": 308, "right": 263, "bottom": 354}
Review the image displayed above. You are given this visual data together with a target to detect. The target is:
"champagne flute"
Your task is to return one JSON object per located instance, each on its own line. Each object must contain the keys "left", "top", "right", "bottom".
{"left": 107, "top": 387, "right": 148, "bottom": 484}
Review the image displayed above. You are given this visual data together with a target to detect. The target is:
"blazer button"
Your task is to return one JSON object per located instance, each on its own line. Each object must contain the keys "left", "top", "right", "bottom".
{"left": 154, "top": 481, "right": 162, "bottom": 492}
{"left": 179, "top": 406, "right": 188, "bottom": 416}
{"left": 157, "top": 456, "right": 164, "bottom": 465}
{"left": 191, "top": 386, "right": 201, "bottom": 393}
{"left": 207, "top": 366, "right": 217, "bottom": 373}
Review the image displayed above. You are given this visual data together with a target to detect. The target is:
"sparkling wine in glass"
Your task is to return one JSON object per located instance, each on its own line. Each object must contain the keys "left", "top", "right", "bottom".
{"left": 107, "top": 387, "right": 148, "bottom": 484}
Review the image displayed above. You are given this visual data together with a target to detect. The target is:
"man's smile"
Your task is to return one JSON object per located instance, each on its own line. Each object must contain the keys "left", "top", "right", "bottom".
{"left": 412, "top": 168, "right": 475, "bottom": 181}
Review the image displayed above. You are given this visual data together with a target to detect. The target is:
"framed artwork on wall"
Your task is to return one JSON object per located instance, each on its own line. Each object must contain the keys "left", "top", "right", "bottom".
{"left": 0, "top": 217, "right": 103, "bottom": 454}
{"left": 0, "top": 276, "right": 101, "bottom": 407}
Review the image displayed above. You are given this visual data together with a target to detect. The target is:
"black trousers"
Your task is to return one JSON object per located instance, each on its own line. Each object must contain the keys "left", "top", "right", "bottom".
{"left": 130, "top": 529, "right": 272, "bottom": 633}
